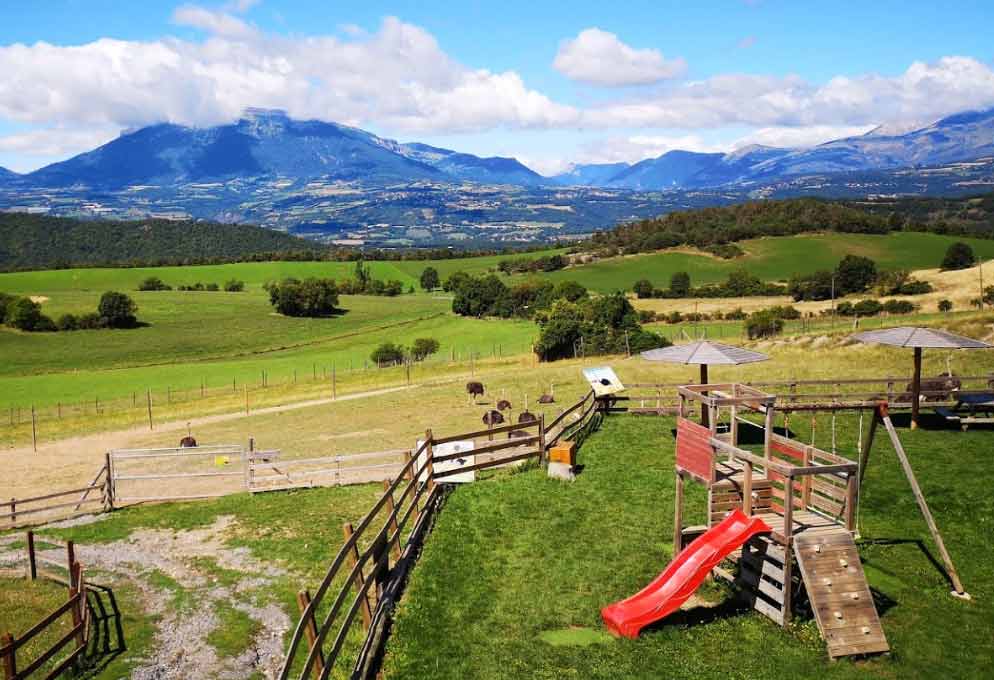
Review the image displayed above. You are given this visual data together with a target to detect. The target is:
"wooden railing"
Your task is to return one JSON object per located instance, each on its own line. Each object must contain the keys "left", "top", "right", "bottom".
{"left": 1, "top": 460, "right": 113, "bottom": 530}
{"left": 278, "top": 391, "right": 600, "bottom": 680}
{"left": 1, "top": 534, "right": 91, "bottom": 680}
{"left": 615, "top": 374, "right": 994, "bottom": 413}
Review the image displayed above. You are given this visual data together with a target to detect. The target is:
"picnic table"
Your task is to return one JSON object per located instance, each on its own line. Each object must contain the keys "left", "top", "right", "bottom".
{"left": 934, "top": 392, "right": 994, "bottom": 430}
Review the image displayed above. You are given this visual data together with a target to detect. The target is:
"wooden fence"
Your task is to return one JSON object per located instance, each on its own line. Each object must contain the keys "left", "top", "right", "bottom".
{"left": 1, "top": 534, "right": 91, "bottom": 680}
{"left": 1, "top": 462, "right": 113, "bottom": 531}
{"left": 610, "top": 374, "right": 994, "bottom": 414}
{"left": 278, "top": 390, "right": 599, "bottom": 680}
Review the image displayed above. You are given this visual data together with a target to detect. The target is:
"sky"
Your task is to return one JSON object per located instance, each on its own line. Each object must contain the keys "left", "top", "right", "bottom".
{"left": 1, "top": 0, "right": 993, "bottom": 175}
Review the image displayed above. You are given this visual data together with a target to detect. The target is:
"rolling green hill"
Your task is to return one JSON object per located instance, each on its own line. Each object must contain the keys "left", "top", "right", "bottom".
{"left": 540, "top": 232, "right": 994, "bottom": 293}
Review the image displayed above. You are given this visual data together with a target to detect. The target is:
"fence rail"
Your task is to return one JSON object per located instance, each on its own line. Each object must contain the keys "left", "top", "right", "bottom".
{"left": 1, "top": 534, "right": 91, "bottom": 680}
{"left": 2, "top": 464, "right": 112, "bottom": 531}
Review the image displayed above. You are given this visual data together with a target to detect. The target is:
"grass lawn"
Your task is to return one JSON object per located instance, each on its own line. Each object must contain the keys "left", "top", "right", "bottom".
{"left": 381, "top": 413, "right": 994, "bottom": 679}
{"left": 0, "top": 576, "right": 75, "bottom": 674}
{"left": 541, "top": 233, "right": 994, "bottom": 293}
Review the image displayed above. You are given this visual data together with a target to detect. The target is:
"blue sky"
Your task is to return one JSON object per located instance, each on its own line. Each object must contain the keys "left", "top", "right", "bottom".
{"left": 1, "top": 0, "right": 992, "bottom": 173}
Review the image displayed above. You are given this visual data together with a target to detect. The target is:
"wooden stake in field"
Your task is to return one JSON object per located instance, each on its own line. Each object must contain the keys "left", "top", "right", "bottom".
{"left": 30, "top": 406, "right": 37, "bottom": 452}
{"left": 332, "top": 365, "right": 337, "bottom": 400}
{"left": 146, "top": 389, "right": 153, "bottom": 430}
{"left": 244, "top": 386, "right": 249, "bottom": 415}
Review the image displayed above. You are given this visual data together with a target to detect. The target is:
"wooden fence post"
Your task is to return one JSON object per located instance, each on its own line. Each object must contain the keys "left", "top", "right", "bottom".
{"left": 2, "top": 631, "right": 16, "bottom": 679}
{"left": 382, "top": 480, "right": 402, "bottom": 560}
{"left": 104, "top": 452, "right": 115, "bottom": 511}
{"left": 424, "top": 429, "right": 435, "bottom": 494}
{"left": 26, "top": 531, "right": 37, "bottom": 580}
{"left": 295, "top": 590, "right": 325, "bottom": 680}
{"left": 332, "top": 365, "right": 337, "bottom": 400}
{"left": 244, "top": 386, "right": 249, "bottom": 415}
{"left": 66, "top": 541, "right": 76, "bottom": 575}
{"left": 69, "top": 562, "right": 85, "bottom": 653}
{"left": 342, "top": 523, "right": 373, "bottom": 630}
{"left": 31, "top": 406, "right": 37, "bottom": 452}
{"left": 146, "top": 389, "right": 153, "bottom": 430}
{"left": 9, "top": 499, "right": 14, "bottom": 527}
{"left": 538, "top": 414, "right": 547, "bottom": 463}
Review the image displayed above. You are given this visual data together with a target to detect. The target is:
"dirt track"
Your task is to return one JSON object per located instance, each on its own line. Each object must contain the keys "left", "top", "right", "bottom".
{"left": 4, "top": 384, "right": 418, "bottom": 499}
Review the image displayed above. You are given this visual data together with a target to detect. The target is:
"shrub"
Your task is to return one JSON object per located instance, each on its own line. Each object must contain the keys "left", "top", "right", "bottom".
{"left": 666, "top": 311, "right": 683, "bottom": 324}
{"left": 138, "top": 276, "right": 171, "bottom": 291}
{"left": 205, "top": 282, "right": 219, "bottom": 291}
{"left": 77, "top": 312, "right": 105, "bottom": 330}
{"left": 745, "top": 310, "right": 783, "bottom": 339}
{"left": 633, "top": 279, "right": 655, "bottom": 299}
{"left": 882, "top": 299, "right": 916, "bottom": 314}
{"left": 410, "top": 337, "right": 440, "bottom": 361}
{"left": 938, "top": 299, "right": 953, "bottom": 313}
{"left": 852, "top": 299, "right": 883, "bottom": 317}
{"left": 669, "top": 271, "right": 691, "bottom": 297}
{"left": 724, "top": 307, "right": 747, "bottom": 321}
{"left": 835, "top": 255, "right": 877, "bottom": 295}
{"left": 941, "top": 242, "right": 975, "bottom": 271}
{"left": 98, "top": 291, "right": 139, "bottom": 328}
{"left": 553, "top": 281, "right": 588, "bottom": 303}
{"left": 6, "top": 297, "right": 46, "bottom": 331}
{"left": 419, "top": 267, "right": 440, "bottom": 291}
{"left": 371, "top": 342, "right": 406, "bottom": 365}
{"left": 768, "top": 305, "right": 801, "bottom": 320}
{"left": 637, "top": 309, "right": 657, "bottom": 323}
{"left": 223, "top": 279, "right": 245, "bottom": 292}
{"left": 269, "top": 278, "right": 339, "bottom": 317}
{"left": 0, "top": 292, "right": 13, "bottom": 324}
{"left": 56, "top": 313, "right": 80, "bottom": 331}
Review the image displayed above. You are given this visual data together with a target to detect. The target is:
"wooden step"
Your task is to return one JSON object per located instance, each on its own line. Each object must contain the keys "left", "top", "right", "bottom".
{"left": 793, "top": 533, "right": 889, "bottom": 659}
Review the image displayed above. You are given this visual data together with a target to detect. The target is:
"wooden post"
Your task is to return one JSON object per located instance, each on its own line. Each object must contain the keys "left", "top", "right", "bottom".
{"left": 425, "top": 429, "right": 435, "bottom": 493}
{"left": 700, "top": 364, "right": 709, "bottom": 426}
{"left": 31, "top": 406, "right": 37, "bottom": 452}
{"left": 201, "top": 378, "right": 205, "bottom": 398}
{"left": 405, "top": 360, "right": 410, "bottom": 386}
{"left": 146, "top": 389, "right": 153, "bottom": 430}
{"left": 672, "top": 471, "right": 684, "bottom": 552}
{"left": 26, "top": 531, "right": 37, "bottom": 580}
{"left": 763, "top": 401, "right": 774, "bottom": 461}
{"left": 880, "top": 409, "right": 968, "bottom": 597}
{"left": 844, "top": 470, "right": 857, "bottom": 532}
{"left": 8, "top": 499, "right": 14, "bottom": 527}
{"left": 332, "top": 365, "right": 337, "bottom": 400}
{"left": 1, "top": 632, "right": 16, "bottom": 679}
{"left": 342, "top": 523, "right": 373, "bottom": 630}
{"left": 104, "top": 452, "right": 115, "bottom": 511}
{"left": 244, "top": 386, "right": 249, "bottom": 415}
{"left": 66, "top": 541, "right": 76, "bottom": 574}
{"left": 382, "top": 480, "right": 402, "bottom": 561}
{"left": 403, "top": 449, "right": 414, "bottom": 482}
{"left": 295, "top": 590, "right": 325, "bottom": 680}
{"left": 743, "top": 462, "right": 753, "bottom": 515}
{"left": 538, "top": 414, "right": 547, "bottom": 463}
{"left": 801, "top": 445, "right": 812, "bottom": 509}
{"left": 782, "top": 474, "right": 795, "bottom": 624}
{"left": 71, "top": 562, "right": 85, "bottom": 651}
{"left": 911, "top": 346, "right": 923, "bottom": 429}
{"left": 247, "top": 438, "right": 256, "bottom": 490}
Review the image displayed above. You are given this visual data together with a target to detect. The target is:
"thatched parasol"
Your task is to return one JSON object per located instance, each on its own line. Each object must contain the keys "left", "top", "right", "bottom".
{"left": 852, "top": 326, "right": 992, "bottom": 428}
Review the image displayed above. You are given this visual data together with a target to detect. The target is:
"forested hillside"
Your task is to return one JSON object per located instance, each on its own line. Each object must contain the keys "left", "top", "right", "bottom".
{"left": 0, "top": 213, "right": 325, "bottom": 270}
{"left": 590, "top": 194, "right": 994, "bottom": 256}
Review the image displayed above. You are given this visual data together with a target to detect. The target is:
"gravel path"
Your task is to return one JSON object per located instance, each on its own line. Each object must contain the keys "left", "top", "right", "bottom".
{"left": 0, "top": 516, "right": 293, "bottom": 679}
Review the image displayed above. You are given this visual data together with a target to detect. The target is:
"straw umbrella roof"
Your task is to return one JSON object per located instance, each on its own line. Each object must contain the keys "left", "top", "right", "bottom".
{"left": 852, "top": 327, "right": 992, "bottom": 349}
{"left": 641, "top": 341, "right": 770, "bottom": 365}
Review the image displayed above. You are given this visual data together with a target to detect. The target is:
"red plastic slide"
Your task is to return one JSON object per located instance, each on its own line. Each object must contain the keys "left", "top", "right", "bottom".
{"left": 601, "top": 509, "right": 771, "bottom": 638}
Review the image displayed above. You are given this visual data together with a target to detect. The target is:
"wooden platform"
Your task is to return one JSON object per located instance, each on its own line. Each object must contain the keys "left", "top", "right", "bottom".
{"left": 755, "top": 510, "right": 848, "bottom": 541}
{"left": 794, "top": 532, "right": 890, "bottom": 659}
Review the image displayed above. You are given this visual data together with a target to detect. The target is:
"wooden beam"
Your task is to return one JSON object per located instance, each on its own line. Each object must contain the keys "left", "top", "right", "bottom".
{"left": 879, "top": 411, "right": 968, "bottom": 598}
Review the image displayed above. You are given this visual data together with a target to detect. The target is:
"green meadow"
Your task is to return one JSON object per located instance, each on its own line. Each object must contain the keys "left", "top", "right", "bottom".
{"left": 543, "top": 232, "right": 994, "bottom": 292}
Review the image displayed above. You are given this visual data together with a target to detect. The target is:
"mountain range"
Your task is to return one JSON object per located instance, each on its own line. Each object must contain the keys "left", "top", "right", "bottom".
{"left": 0, "top": 107, "right": 992, "bottom": 247}
{"left": 551, "top": 108, "right": 994, "bottom": 189}
{"left": 2, "top": 108, "right": 542, "bottom": 189}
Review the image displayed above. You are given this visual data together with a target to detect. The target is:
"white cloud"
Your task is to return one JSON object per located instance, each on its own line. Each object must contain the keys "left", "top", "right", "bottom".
{"left": 730, "top": 124, "right": 877, "bottom": 149}
{"left": 582, "top": 57, "right": 994, "bottom": 129}
{"left": 172, "top": 4, "right": 259, "bottom": 40}
{"left": 0, "top": 15, "right": 577, "bottom": 135}
{"left": 0, "top": 127, "right": 119, "bottom": 157}
{"left": 553, "top": 28, "right": 686, "bottom": 87}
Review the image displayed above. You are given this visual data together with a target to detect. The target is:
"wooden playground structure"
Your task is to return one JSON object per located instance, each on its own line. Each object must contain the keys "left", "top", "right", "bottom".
{"left": 671, "top": 382, "right": 970, "bottom": 660}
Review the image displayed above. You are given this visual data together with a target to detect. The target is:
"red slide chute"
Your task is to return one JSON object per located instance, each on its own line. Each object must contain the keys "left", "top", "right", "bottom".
{"left": 601, "top": 509, "right": 771, "bottom": 638}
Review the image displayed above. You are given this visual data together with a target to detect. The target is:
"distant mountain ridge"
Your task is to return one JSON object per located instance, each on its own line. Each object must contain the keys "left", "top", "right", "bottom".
{"left": 17, "top": 109, "right": 541, "bottom": 189}
{"left": 551, "top": 107, "right": 994, "bottom": 189}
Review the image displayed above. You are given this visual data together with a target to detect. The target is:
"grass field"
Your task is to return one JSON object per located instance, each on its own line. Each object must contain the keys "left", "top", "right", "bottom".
{"left": 544, "top": 233, "right": 994, "bottom": 292}
{"left": 381, "top": 413, "right": 994, "bottom": 679}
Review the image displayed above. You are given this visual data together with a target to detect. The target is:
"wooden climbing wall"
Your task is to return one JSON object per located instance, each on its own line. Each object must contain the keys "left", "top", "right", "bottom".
{"left": 793, "top": 532, "right": 889, "bottom": 659}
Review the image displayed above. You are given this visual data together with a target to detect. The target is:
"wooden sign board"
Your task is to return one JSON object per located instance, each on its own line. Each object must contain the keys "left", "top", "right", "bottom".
{"left": 416, "top": 439, "right": 476, "bottom": 484}
{"left": 582, "top": 366, "right": 625, "bottom": 397}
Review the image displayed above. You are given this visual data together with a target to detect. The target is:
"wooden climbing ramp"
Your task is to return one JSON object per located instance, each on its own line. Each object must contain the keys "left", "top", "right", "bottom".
{"left": 793, "top": 532, "right": 889, "bottom": 659}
